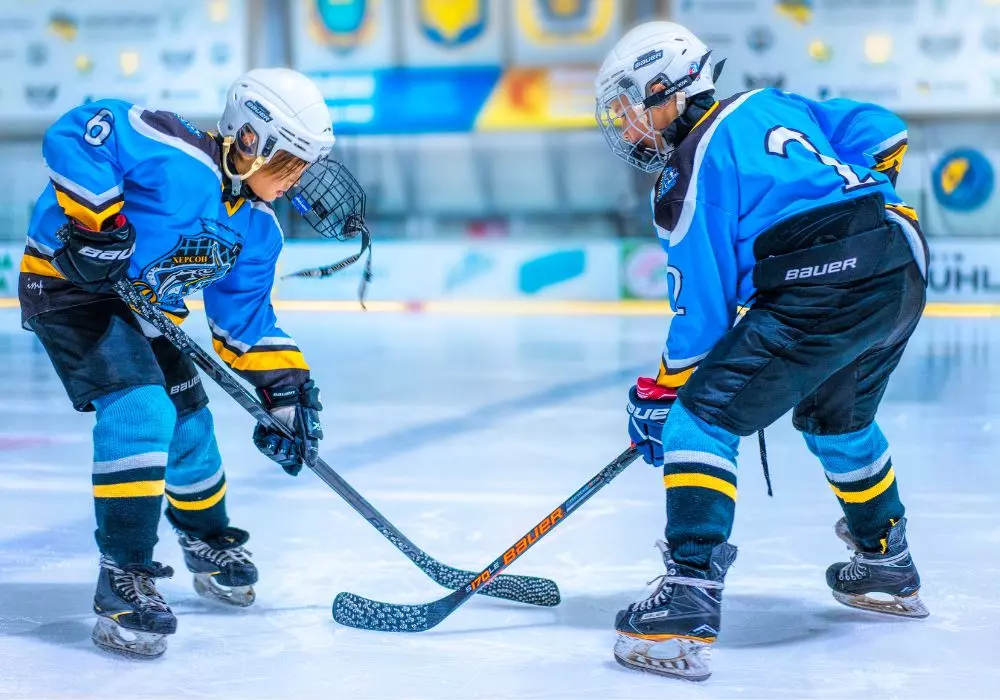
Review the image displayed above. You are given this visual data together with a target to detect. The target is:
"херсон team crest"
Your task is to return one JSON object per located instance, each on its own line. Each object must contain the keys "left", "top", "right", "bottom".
{"left": 135, "top": 222, "right": 243, "bottom": 306}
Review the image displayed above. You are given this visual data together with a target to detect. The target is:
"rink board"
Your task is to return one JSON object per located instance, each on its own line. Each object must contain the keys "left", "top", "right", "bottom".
{"left": 0, "top": 238, "right": 1000, "bottom": 308}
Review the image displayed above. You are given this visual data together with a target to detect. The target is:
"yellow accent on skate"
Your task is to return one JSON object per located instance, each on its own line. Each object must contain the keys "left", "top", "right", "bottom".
{"left": 619, "top": 631, "right": 717, "bottom": 644}
{"left": 880, "top": 517, "right": 899, "bottom": 554}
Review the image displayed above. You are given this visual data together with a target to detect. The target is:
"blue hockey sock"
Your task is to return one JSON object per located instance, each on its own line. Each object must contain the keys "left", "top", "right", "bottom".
{"left": 91, "top": 385, "right": 176, "bottom": 565}
{"left": 164, "top": 406, "right": 229, "bottom": 538}
{"left": 661, "top": 401, "right": 740, "bottom": 569}
{"left": 803, "top": 422, "right": 904, "bottom": 552}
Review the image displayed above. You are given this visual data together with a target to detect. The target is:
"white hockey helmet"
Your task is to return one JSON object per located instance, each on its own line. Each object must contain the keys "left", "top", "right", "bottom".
{"left": 595, "top": 21, "right": 716, "bottom": 172}
{"left": 219, "top": 68, "right": 335, "bottom": 195}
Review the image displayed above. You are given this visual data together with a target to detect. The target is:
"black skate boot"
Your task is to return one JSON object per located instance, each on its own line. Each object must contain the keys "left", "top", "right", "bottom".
{"left": 92, "top": 555, "right": 176, "bottom": 659}
{"left": 826, "top": 516, "right": 928, "bottom": 619}
{"left": 614, "top": 540, "right": 737, "bottom": 682}
{"left": 175, "top": 526, "right": 257, "bottom": 607}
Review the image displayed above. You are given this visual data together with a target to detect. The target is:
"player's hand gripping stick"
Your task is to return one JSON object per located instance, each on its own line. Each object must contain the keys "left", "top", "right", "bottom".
{"left": 627, "top": 377, "right": 677, "bottom": 467}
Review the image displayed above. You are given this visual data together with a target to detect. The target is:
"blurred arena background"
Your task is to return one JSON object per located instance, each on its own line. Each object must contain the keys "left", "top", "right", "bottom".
{"left": 0, "top": 0, "right": 998, "bottom": 307}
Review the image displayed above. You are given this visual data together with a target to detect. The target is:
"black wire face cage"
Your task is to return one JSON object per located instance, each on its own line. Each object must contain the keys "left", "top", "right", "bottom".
{"left": 286, "top": 158, "right": 367, "bottom": 241}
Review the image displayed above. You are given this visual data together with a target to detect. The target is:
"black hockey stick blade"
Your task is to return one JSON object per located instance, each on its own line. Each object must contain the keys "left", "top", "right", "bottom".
{"left": 112, "top": 280, "right": 559, "bottom": 608}
{"left": 332, "top": 446, "right": 640, "bottom": 632}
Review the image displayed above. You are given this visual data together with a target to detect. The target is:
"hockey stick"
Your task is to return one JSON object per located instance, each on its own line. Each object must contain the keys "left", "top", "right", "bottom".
{"left": 112, "top": 280, "right": 560, "bottom": 608}
{"left": 333, "top": 445, "right": 640, "bottom": 632}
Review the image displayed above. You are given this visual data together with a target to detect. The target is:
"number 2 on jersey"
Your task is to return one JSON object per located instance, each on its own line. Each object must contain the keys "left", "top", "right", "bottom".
{"left": 766, "top": 126, "right": 879, "bottom": 193}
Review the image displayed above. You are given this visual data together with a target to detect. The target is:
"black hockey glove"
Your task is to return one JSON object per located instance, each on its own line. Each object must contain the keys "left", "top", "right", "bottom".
{"left": 52, "top": 215, "right": 136, "bottom": 293}
{"left": 253, "top": 380, "right": 323, "bottom": 476}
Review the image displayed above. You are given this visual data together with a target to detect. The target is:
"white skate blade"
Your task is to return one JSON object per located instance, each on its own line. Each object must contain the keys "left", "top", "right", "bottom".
{"left": 832, "top": 589, "right": 930, "bottom": 619}
{"left": 613, "top": 633, "right": 713, "bottom": 682}
{"left": 193, "top": 573, "right": 256, "bottom": 608}
{"left": 92, "top": 616, "right": 168, "bottom": 659}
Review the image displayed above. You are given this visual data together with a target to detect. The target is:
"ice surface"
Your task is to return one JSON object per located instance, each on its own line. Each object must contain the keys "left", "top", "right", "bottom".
{"left": 1, "top": 308, "right": 999, "bottom": 698}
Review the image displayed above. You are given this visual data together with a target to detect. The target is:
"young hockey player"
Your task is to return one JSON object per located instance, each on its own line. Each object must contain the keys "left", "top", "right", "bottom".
{"left": 595, "top": 22, "right": 929, "bottom": 681}
{"left": 19, "top": 68, "right": 355, "bottom": 658}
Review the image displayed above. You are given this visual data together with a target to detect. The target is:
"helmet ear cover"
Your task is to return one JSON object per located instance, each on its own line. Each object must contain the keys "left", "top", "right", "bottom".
{"left": 235, "top": 123, "right": 259, "bottom": 157}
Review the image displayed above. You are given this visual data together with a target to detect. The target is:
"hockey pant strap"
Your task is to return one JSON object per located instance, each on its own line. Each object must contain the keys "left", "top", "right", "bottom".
{"left": 752, "top": 224, "right": 913, "bottom": 291}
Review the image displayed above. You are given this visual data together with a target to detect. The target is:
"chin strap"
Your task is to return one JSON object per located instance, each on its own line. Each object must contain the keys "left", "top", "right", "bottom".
{"left": 221, "top": 136, "right": 266, "bottom": 199}
{"left": 281, "top": 222, "right": 373, "bottom": 309}
{"left": 660, "top": 92, "right": 716, "bottom": 150}
{"left": 675, "top": 91, "right": 687, "bottom": 117}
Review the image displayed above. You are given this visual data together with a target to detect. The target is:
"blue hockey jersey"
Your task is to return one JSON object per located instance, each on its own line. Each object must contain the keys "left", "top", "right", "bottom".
{"left": 20, "top": 99, "right": 308, "bottom": 389}
{"left": 652, "top": 89, "right": 926, "bottom": 388}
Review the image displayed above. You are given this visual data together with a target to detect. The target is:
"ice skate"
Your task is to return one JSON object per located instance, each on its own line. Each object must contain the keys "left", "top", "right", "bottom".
{"left": 613, "top": 540, "right": 737, "bottom": 682}
{"left": 827, "top": 517, "right": 928, "bottom": 619}
{"left": 92, "top": 555, "right": 176, "bottom": 659}
{"left": 176, "top": 526, "right": 258, "bottom": 607}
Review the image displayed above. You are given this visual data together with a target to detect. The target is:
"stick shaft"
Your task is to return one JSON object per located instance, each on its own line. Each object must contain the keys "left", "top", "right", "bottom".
{"left": 113, "top": 281, "right": 558, "bottom": 605}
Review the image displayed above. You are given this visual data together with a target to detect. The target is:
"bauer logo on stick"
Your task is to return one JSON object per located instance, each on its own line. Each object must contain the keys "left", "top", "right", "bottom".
{"left": 502, "top": 507, "right": 565, "bottom": 567}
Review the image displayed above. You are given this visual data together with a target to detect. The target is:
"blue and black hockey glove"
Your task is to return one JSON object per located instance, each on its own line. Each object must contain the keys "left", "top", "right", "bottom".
{"left": 627, "top": 377, "right": 677, "bottom": 467}
{"left": 52, "top": 215, "right": 135, "bottom": 294}
{"left": 253, "top": 380, "right": 323, "bottom": 476}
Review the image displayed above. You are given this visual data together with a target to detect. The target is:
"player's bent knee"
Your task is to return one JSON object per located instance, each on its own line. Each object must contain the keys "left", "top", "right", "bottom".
{"left": 167, "top": 406, "right": 223, "bottom": 486}
{"left": 792, "top": 409, "right": 873, "bottom": 436}
{"left": 92, "top": 385, "right": 177, "bottom": 453}
{"left": 175, "top": 406, "right": 216, "bottom": 444}
{"left": 801, "top": 422, "right": 889, "bottom": 471}
{"left": 662, "top": 401, "right": 741, "bottom": 463}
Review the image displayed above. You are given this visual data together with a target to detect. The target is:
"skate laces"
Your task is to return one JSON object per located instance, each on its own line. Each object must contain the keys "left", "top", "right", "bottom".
{"left": 181, "top": 532, "right": 253, "bottom": 568}
{"left": 102, "top": 557, "right": 172, "bottom": 612}
{"left": 839, "top": 553, "right": 869, "bottom": 582}
{"left": 839, "top": 546, "right": 911, "bottom": 581}
{"left": 629, "top": 541, "right": 723, "bottom": 613}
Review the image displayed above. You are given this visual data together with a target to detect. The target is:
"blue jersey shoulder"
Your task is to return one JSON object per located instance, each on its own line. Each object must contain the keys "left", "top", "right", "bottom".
{"left": 708, "top": 89, "right": 902, "bottom": 235}
{"left": 649, "top": 89, "right": 910, "bottom": 374}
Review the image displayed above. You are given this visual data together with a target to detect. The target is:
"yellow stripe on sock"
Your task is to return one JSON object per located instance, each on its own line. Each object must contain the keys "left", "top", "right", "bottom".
{"left": 663, "top": 473, "right": 737, "bottom": 501}
{"left": 829, "top": 467, "right": 896, "bottom": 504}
{"left": 166, "top": 482, "right": 227, "bottom": 511}
{"left": 93, "top": 480, "right": 165, "bottom": 499}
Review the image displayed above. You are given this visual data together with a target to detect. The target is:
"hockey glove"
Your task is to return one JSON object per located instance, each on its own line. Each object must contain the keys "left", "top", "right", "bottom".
{"left": 253, "top": 380, "right": 323, "bottom": 476}
{"left": 52, "top": 215, "right": 136, "bottom": 293}
{"left": 627, "top": 377, "right": 677, "bottom": 467}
